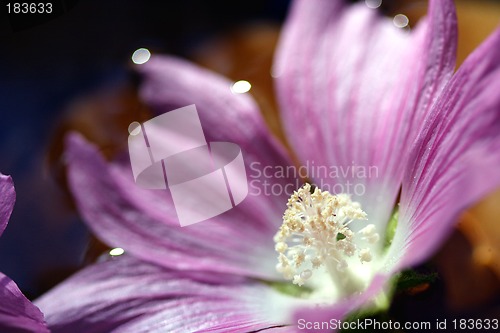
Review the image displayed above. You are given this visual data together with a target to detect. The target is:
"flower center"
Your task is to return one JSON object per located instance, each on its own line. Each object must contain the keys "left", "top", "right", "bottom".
{"left": 274, "top": 184, "right": 380, "bottom": 294}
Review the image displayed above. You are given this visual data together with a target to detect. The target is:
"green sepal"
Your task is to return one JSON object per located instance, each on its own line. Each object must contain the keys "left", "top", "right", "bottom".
{"left": 384, "top": 207, "right": 399, "bottom": 248}
{"left": 393, "top": 269, "right": 438, "bottom": 292}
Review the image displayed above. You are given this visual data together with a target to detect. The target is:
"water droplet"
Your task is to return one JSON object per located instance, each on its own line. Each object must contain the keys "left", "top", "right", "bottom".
{"left": 128, "top": 121, "right": 141, "bottom": 136}
{"left": 109, "top": 247, "right": 125, "bottom": 256}
{"left": 132, "top": 48, "right": 151, "bottom": 64}
{"left": 393, "top": 14, "right": 409, "bottom": 28}
{"left": 231, "top": 80, "right": 251, "bottom": 94}
{"left": 365, "top": 0, "right": 382, "bottom": 9}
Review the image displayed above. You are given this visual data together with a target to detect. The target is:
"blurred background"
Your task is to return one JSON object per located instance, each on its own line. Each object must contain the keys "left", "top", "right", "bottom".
{"left": 0, "top": 0, "right": 499, "bottom": 330}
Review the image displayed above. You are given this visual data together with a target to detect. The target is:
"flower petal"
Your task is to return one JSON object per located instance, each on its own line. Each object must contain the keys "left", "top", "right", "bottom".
{"left": 388, "top": 27, "right": 500, "bottom": 271}
{"left": 0, "top": 173, "right": 15, "bottom": 238}
{"left": 0, "top": 273, "right": 49, "bottom": 333}
{"left": 35, "top": 255, "right": 297, "bottom": 333}
{"left": 137, "top": 55, "right": 297, "bottom": 226}
{"left": 66, "top": 133, "right": 281, "bottom": 279}
{"left": 274, "top": 0, "right": 456, "bottom": 236}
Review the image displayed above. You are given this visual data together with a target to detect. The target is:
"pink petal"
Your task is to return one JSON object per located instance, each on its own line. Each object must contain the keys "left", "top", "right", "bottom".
{"left": 274, "top": 0, "right": 456, "bottom": 235}
{"left": 35, "top": 255, "right": 296, "bottom": 333}
{"left": 388, "top": 27, "right": 500, "bottom": 271}
{"left": 66, "top": 133, "right": 281, "bottom": 279}
{"left": 0, "top": 273, "right": 49, "bottom": 333}
{"left": 0, "top": 173, "right": 15, "bottom": 237}
{"left": 137, "top": 55, "right": 297, "bottom": 226}
{"left": 67, "top": 55, "right": 301, "bottom": 279}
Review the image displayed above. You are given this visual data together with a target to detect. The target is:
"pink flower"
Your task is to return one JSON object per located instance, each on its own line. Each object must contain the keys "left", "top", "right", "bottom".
{"left": 0, "top": 173, "right": 49, "bottom": 332}
{"left": 36, "top": 0, "right": 500, "bottom": 332}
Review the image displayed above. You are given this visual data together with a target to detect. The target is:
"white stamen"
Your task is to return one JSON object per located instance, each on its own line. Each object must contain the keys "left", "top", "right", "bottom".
{"left": 359, "top": 224, "right": 381, "bottom": 244}
{"left": 359, "top": 248, "right": 373, "bottom": 263}
{"left": 293, "top": 275, "right": 306, "bottom": 286}
{"left": 274, "top": 184, "right": 379, "bottom": 287}
{"left": 275, "top": 242, "right": 288, "bottom": 253}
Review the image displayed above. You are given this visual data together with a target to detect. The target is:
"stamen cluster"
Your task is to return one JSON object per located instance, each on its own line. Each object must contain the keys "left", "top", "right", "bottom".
{"left": 274, "top": 184, "right": 379, "bottom": 286}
